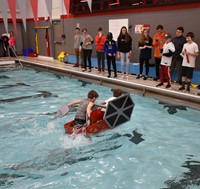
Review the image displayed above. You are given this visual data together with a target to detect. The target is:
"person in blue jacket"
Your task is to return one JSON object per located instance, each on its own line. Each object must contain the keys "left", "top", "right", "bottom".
{"left": 104, "top": 32, "right": 117, "bottom": 78}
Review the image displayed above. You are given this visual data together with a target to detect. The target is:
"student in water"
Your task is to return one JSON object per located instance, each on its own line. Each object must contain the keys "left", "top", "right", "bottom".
{"left": 101, "top": 89, "right": 122, "bottom": 106}
{"left": 67, "top": 90, "right": 99, "bottom": 128}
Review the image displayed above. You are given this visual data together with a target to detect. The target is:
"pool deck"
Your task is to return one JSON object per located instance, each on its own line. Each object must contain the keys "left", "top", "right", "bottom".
{"left": 1, "top": 56, "right": 200, "bottom": 110}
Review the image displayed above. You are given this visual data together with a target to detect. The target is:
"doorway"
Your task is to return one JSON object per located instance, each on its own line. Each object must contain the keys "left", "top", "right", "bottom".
{"left": 52, "top": 20, "right": 65, "bottom": 59}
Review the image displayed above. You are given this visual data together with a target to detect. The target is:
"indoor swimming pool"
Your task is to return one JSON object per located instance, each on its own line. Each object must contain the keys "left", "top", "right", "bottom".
{"left": 0, "top": 66, "right": 200, "bottom": 189}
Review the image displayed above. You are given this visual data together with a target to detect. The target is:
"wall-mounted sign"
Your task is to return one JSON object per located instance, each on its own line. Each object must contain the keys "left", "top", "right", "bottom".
{"left": 109, "top": 18, "right": 128, "bottom": 41}
{"left": 134, "top": 24, "right": 150, "bottom": 34}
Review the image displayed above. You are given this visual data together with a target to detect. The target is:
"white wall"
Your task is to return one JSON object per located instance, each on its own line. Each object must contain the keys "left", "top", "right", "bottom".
{"left": 52, "top": 0, "right": 67, "bottom": 20}
{"left": 26, "top": 0, "right": 48, "bottom": 18}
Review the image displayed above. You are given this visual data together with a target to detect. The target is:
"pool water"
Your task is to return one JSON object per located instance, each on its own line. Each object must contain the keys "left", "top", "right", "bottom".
{"left": 0, "top": 66, "right": 200, "bottom": 189}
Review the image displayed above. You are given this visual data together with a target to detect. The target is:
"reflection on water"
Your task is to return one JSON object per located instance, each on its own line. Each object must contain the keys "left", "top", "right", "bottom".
{"left": 0, "top": 172, "right": 44, "bottom": 187}
{"left": 0, "top": 82, "right": 30, "bottom": 89}
{"left": 0, "top": 91, "right": 58, "bottom": 103}
{"left": 6, "top": 132, "right": 125, "bottom": 171}
{"left": 159, "top": 101, "right": 187, "bottom": 115}
{"left": 163, "top": 157, "right": 200, "bottom": 189}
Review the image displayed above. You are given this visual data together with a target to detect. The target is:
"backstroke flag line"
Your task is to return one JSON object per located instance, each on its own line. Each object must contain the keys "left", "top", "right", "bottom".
{"left": 30, "top": 0, "right": 38, "bottom": 27}
{"left": 63, "top": 0, "right": 70, "bottom": 17}
{"left": 0, "top": 0, "right": 8, "bottom": 32}
{"left": 18, "top": 0, "right": 27, "bottom": 32}
{"left": 45, "top": 0, "right": 52, "bottom": 23}
{"left": 8, "top": 0, "right": 17, "bottom": 32}
{"left": 86, "top": 0, "right": 92, "bottom": 12}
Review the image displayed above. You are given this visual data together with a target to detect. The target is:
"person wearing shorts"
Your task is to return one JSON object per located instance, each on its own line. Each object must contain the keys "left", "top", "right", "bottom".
{"left": 178, "top": 32, "right": 199, "bottom": 92}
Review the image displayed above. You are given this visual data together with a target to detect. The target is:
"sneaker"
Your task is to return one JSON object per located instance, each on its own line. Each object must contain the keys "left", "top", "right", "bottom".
{"left": 73, "top": 64, "right": 79, "bottom": 67}
{"left": 156, "top": 82, "right": 163, "bottom": 87}
{"left": 165, "top": 84, "right": 171, "bottom": 88}
{"left": 82, "top": 69, "right": 86, "bottom": 72}
{"left": 107, "top": 75, "right": 111, "bottom": 78}
{"left": 88, "top": 69, "right": 91, "bottom": 72}
{"left": 143, "top": 76, "right": 147, "bottom": 80}
{"left": 136, "top": 75, "right": 140, "bottom": 79}
{"left": 178, "top": 86, "right": 185, "bottom": 90}
{"left": 177, "top": 80, "right": 182, "bottom": 85}
{"left": 153, "top": 77, "right": 159, "bottom": 81}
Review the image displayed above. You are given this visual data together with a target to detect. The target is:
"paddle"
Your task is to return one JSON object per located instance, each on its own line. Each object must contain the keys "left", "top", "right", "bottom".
{"left": 57, "top": 105, "right": 69, "bottom": 117}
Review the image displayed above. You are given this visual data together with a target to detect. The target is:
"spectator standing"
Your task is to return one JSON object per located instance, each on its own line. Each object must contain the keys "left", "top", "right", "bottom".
{"left": 1, "top": 32, "right": 10, "bottom": 57}
{"left": 117, "top": 26, "right": 132, "bottom": 79}
{"left": 8, "top": 31, "right": 16, "bottom": 56}
{"left": 136, "top": 29, "right": 153, "bottom": 80}
{"left": 73, "top": 28, "right": 84, "bottom": 67}
{"left": 156, "top": 33, "right": 175, "bottom": 88}
{"left": 80, "top": 28, "right": 94, "bottom": 72}
{"left": 153, "top": 25, "right": 166, "bottom": 81}
{"left": 179, "top": 32, "right": 199, "bottom": 92}
{"left": 104, "top": 32, "right": 117, "bottom": 78}
{"left": 95, "top": 27, "right": 106, "bottom": 74}
{"left": 171, "top": 26, "right": 187, "bottom": 84}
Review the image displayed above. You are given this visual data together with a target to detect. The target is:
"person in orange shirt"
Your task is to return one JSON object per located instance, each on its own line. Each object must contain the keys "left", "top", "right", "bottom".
{"left": 95, "top": 27, "right": 106, "bottom": 74}
{"left": 153, "top": 25, "right": 166, "bottom": 81}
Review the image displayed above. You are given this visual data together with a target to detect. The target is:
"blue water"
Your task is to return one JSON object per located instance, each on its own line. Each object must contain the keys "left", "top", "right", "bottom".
{"left": 0, "top": 66, "right": 200, "bottom": 189}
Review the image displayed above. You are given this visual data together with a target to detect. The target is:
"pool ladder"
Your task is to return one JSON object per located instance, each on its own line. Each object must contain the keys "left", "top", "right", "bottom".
{"left": 8, "top": 45, "right": 23, "bottom": 68}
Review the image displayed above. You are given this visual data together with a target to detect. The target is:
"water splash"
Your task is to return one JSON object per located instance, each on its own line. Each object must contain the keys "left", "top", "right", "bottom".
{"left": 60, "top": 134, "right": 92, "bottom": 149}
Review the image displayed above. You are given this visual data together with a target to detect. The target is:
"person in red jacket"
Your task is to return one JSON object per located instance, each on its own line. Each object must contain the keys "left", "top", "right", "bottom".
{"left": 8, "top": 31, "right": 16, "bottom": 56}
{"left": 95, "top": 27, "right": 106, "bottom": 74}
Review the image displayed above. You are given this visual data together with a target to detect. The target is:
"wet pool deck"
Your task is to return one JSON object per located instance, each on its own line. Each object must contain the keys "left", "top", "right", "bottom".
{"left": 1, "top": 56, "right": 200, "bottom": 110}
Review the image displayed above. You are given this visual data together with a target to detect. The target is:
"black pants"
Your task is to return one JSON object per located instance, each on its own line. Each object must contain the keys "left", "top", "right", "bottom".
{"left": 106, "top": 55, "right": 117, "bottom": 76}
{"left": 155, "top": 57, "right": 161, "bottom": 79}
{"left": 96, "top": 51, "right": 105, "bottom": 71}
{"left": 139, "top": 57, "right": 150, "bottom": 76}
{"left": 2, "top": 42, "right": 9, "bottom": 57}
{"left": 171, "top": 57, "right": 183, "bottom": 82}
{"left": 74, "top": 118, "right": 86, "bottom": 128}
{"left": 83, "top": 49, "right": 92, "bottom": 69}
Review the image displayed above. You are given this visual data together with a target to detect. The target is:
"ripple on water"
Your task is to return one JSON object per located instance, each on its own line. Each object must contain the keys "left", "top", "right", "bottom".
{"left": 1, "top": 67, "right": 200, "bottom": 189}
